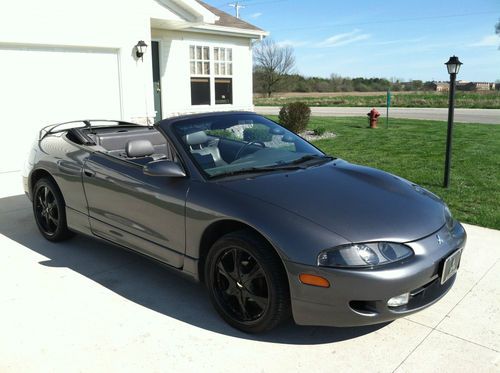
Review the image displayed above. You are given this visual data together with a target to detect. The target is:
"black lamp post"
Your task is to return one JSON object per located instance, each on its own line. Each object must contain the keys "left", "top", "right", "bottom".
{"left": 443, "top": 56, "right": 463, "bottom": 188}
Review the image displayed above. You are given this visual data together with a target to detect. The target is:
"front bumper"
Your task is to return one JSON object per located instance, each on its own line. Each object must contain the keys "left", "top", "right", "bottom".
{"left": 286, "top": 222, "right": 466, "bottom": 327}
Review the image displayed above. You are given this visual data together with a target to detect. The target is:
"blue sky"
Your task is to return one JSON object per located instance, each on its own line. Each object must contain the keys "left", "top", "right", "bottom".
{"left": 207, "top": 0, "right": 500, "bottom": 82}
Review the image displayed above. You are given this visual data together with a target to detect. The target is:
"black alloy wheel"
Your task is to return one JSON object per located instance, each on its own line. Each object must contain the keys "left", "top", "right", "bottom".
{"left": 33, "top": 178, "right": 73, "bottom": 242}
{"left": 205, "top": 230, "right": 290, "bottom": 333}
{"left": 214, "top": 247, "right": 269, "bottom": 322}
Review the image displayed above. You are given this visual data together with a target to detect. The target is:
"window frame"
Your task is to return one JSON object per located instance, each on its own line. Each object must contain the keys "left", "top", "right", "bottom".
{"left": 189, "top": 44, "right": 234, "bottom": 107}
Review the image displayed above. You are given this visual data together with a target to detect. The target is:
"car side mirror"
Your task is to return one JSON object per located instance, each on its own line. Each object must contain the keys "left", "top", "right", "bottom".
{"left": 143, "top": 160, "right": 186, "bottom": 178}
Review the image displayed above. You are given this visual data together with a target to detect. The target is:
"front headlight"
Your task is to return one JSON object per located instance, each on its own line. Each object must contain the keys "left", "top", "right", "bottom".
{"left": 317, "top": 242, "right": 414, "bottom": 268}
{"left": 444, "top": 205, "right": 455, "bottom": 230}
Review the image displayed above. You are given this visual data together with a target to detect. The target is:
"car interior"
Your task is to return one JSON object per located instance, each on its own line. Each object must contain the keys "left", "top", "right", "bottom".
{"left": 68, "top": 124, "right": 263, "bottom": 170}
{"left": 63, "top": 120, "right": 292, "bottom": 174}
{"left": 183, "top": 131, "right": 228, "bottom": 169}
{"left": 72, "top": 126, "right": 173, "bottom": 165}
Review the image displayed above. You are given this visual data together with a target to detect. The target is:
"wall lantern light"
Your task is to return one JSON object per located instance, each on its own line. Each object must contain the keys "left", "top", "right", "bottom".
{"left": 135, "top": 40, "right": 148, "bottom": 61}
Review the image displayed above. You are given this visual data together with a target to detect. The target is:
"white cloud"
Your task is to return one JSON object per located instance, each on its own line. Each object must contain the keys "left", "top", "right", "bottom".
{"left": 316, "top": 29, "right": 371, "bottom": 47}
{"left": 249, "top": 12, "right": 262, "bottom": 19}
{"left": 372, "top": 37, "right": 426, "bottom": 46}
{"left": 276, "top": 39, "right": 308, "bottom": 48}
{"left": 469, "top": 34, "right": 500, "bottom": 47}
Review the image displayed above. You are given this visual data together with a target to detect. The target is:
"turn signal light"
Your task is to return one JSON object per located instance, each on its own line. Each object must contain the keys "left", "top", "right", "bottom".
{"left": 299, "top": 273, "right": 330, "bottom": 288}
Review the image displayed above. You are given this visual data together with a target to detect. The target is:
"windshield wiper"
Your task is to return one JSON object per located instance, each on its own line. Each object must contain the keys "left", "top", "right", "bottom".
{"left": 212, "top": 164, "right": 305, "bottom": 179}
{"left": 287, "top": 154, "right": 334, "bottom": 165}
{"left": 211, "top": 155, "right": 334, "bottom": 179}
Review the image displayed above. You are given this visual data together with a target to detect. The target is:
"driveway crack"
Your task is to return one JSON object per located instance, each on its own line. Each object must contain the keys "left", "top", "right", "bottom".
{"left": 392, "top": 258, "right": 500, "bottom": 372}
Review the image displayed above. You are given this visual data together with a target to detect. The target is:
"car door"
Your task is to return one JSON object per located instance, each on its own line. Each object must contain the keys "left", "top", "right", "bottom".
{"left": 82, "top": 151, "right": 188, "bottom": 268}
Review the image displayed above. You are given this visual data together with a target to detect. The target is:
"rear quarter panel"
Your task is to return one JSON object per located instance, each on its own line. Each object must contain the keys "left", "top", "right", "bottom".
{"left": 29, "top": 133, "right": 90, "bottom": 214}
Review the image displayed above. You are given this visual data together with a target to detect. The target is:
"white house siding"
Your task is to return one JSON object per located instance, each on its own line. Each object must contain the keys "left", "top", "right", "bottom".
{"left": 0, "top": 0, "right": 158, "bottom": 172}
{"left": 151, "top": 29, "right": 254, "bottom": 117}
{"left": 0, "top": 0, "right": 262, "bottom": 172}
{"left": 0, "top": 46, "right": 122, "bottom": 172}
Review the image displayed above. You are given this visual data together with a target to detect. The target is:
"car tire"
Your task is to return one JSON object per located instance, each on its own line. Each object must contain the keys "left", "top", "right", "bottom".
{"left": 205, "top": 230, "right": 291, "bottom": 333}
{"left": 33, "top": 178, "right": 74, "bottom": 242}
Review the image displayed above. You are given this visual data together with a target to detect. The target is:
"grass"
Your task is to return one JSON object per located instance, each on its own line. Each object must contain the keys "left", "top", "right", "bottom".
{"left": 268, "top": 115, "right": 500, "bottom": 230}
{"left": 256, "top": 91, "right": 500, "bottom": 109}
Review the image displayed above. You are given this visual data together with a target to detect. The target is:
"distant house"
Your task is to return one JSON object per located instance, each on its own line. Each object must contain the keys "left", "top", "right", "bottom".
{"left": 430, "top": 81, "right": 496, "bottom": 92}
{"left": 431, "top": 82, "right": 450, "bottom": 92}
{"left": 456, "top": 81, "right": 496, "bottom": 91}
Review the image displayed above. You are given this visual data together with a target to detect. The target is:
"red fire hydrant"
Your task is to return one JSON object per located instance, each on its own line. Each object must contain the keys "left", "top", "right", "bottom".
{"left": 367, "top": 108, "right": 381, "bottom": 128}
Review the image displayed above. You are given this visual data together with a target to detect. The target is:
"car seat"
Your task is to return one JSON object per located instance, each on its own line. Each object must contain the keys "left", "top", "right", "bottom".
{"left": 184, "top": 131, "right": 227, "bottom": 169}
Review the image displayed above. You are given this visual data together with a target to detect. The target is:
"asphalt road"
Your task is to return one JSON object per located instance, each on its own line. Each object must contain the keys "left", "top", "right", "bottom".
{"left": 255, "top": 106, "right": 500, "bottom": 124}
{"left": 1, "top": 171, "right": 500, "bottom": 372}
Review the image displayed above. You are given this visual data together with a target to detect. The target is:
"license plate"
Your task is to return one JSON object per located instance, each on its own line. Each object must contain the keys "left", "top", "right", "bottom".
{"left": 441, "top": 248, "right": 463, "bottom": 285}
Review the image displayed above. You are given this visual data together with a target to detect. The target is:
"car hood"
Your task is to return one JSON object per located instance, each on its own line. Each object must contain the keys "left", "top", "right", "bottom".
{"left": 219, "top": 160, "right": 446, "bottom": 243}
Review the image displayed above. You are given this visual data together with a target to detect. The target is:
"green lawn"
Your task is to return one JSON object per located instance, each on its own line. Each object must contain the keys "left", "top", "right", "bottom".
{"left": 268, "top": 116, "right": 500, "bottom": 230}
{"left": 256, "top": 91, "right": 500, "bottom": 109}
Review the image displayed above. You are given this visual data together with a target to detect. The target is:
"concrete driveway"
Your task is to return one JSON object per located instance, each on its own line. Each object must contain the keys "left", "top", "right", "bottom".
{"left": 255, "top": 106, "right": 500, "bottom": 124}
{"left": 1, "top": 171, "right": 499, "bottom": 372}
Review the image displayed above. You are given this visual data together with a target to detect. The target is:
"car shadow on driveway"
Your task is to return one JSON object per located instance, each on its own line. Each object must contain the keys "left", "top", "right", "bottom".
{"left": 0, "top": 194, "right": 389, "bottom": 345}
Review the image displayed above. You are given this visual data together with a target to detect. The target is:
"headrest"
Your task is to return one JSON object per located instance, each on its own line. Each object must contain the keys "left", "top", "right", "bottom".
{"left": 125, "top": 139, "right": 154, "bottom": 158}
{"left": 185, "top": 131, "right": 208, "bottom": 146}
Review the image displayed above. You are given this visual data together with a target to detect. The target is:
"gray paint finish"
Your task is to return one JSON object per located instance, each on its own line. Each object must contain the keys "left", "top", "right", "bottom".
{"left": 23, "top": 113, "right": 466, "bottom": 328}
{"left": 220, "top": 160, "right": 445, "bottom": 243}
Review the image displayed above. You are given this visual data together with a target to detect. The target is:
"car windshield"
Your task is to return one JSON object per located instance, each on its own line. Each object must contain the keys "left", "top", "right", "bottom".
{"left": 172, "top": 113, "right": 331, "bottom": 178}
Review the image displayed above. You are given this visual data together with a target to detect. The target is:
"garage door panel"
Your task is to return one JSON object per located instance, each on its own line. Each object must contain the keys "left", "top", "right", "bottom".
{"left": 0, "top": 46, "right": 121, "bottom": 172}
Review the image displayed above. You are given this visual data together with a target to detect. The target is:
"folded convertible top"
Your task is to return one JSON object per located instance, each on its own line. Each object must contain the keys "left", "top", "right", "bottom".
{"left": 39, "top": 119, "right": 142, "bottom": 141}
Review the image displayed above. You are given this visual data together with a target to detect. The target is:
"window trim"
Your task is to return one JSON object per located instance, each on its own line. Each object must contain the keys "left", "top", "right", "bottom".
{"left": 189, "top": 44, "right": 233, "bottom": 107}
{"left": 214, "top": 77, "right": 233, "bottom": 105}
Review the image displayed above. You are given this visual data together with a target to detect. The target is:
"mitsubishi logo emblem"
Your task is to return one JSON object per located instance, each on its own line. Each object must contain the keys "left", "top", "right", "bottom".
{"left": 436, "top": 234, "right": 444, "bottom": 245}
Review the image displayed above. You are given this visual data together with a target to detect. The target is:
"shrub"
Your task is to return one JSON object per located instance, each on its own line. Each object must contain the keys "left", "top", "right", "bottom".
{"left": 278, "top": 102, "right": 311, "bottom": 133}
{"left": 313, "top": 127, "right": 326, "bottom": 136}
{"left": 243, "top": 126, "right": 272, "bottom": 142}
{"left": 206, "top": 129, "right": 236, "bottom": 140}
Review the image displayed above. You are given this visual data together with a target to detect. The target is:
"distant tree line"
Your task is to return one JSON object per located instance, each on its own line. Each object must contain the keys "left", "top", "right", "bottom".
{"left": 252, "top": 37, "right": 499, "bottom": 96}
{"left": 253, "top": 71, "right": 436, "bottom": 95}
{"left": 253, "top": 37, "right": 437, "bottom": 96}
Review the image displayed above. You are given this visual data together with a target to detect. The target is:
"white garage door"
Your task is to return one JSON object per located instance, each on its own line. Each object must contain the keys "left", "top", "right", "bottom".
{"left": 0, "top": 45, "right": 122, "bottom": 172}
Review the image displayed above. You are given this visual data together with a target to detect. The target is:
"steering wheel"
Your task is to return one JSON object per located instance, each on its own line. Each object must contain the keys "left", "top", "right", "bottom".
{"left": 234, "top": 141, "right": 265, "bottom": 161}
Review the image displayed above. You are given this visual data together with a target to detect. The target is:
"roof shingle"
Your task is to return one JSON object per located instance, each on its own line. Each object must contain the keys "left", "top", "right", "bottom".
{"left": 195, "top": 0, "right": 264, "bottom": 32}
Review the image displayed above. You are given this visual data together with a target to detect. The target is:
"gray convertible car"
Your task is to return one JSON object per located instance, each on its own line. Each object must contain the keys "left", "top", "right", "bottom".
{"left": 24, "top": 112, "right": 466, "bottom": 333}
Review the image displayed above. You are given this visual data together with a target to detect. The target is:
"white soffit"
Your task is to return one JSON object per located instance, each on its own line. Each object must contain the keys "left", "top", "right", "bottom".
{"left": 150, "top": 0, "right": 266, "bottom": 38}
{"left": 151, "top": 0, "right": 218, "bottom": 25}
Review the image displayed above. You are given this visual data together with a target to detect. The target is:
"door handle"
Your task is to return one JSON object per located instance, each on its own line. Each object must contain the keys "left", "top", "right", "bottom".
{"left": 84, "top": 169, "right": 95, "bottom": 177}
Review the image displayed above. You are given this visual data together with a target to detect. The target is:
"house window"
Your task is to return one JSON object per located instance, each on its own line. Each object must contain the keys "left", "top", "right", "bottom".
{"left": 190, "top": 46, "right": 210, "bottom": 75}
{"left": 190, "top": 45, "right": 233, "bottom": 106}
{"left": 190, "top": 46, "right": 210, "bottom": 105}
{"left": 214, "top": 47, "right": 233, "bottom": 104}
{"left": 215, "top": 78, "right": 232, "bottom": 104}
{"left": 214, "top": 47, "right": 232, "bottom": 76}
{"left": 191, "top": 78, "right": 211, "bottom": 105}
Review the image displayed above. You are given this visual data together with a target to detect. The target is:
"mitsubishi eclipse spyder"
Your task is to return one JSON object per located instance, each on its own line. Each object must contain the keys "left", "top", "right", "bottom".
{"left": 24, "top": 112, "right": 466, "bottom": 333}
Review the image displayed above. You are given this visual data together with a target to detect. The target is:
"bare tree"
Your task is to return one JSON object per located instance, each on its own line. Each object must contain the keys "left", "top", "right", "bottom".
{"left": 253, "top": 38, "right": 295, "bottom": 97}
{"left": 495, "top": 18, "right": 500, "bottom": 49}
